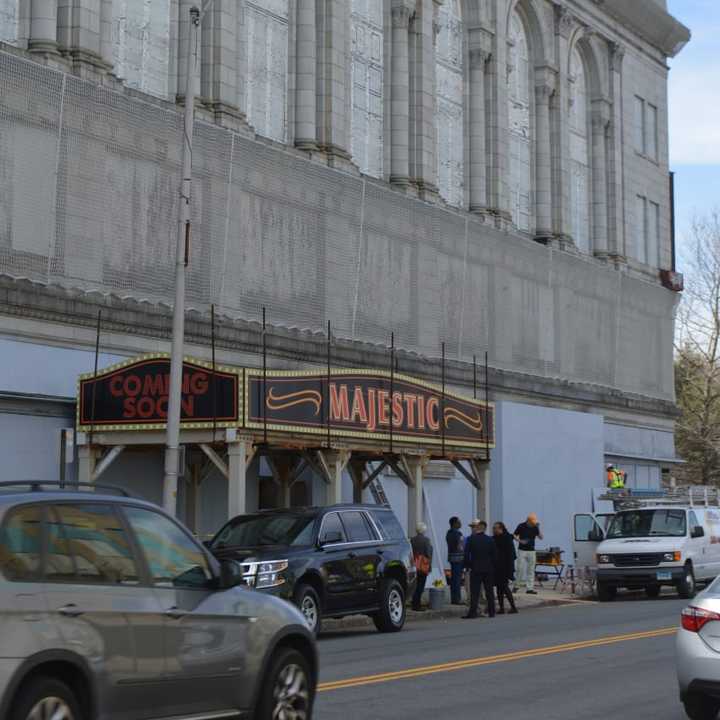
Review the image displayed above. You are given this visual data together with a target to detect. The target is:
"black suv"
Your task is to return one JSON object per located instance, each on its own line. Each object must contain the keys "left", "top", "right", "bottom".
{"left": 208, "top": 504, "right": 416, "bottom": 634}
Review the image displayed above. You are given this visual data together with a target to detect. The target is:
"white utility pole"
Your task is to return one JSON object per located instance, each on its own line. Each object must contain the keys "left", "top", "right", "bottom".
{"left": 163, "top": 5, "right": 202, "bottom": 515}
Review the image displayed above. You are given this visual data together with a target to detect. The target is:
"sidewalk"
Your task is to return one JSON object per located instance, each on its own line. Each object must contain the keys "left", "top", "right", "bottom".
{"left": 322, "top": 586, "right": 586, "bottom": 632}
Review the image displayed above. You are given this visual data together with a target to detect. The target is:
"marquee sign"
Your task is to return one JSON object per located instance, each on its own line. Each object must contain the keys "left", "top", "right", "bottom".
{"left": 245, "top": 370, "right": 494, "bottom": 449}
{"left": 77, "top": 355, "right": 240, "bottom": 431}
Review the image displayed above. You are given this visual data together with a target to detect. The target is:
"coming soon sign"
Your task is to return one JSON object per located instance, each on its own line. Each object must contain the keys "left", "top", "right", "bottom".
{"left": 77, "top": 356, "right": 239, "bottom": 430}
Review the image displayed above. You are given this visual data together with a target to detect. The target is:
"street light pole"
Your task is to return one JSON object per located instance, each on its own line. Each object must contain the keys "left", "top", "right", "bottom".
{"left": 163, "top": 4, "right": 202, "bottom": 515}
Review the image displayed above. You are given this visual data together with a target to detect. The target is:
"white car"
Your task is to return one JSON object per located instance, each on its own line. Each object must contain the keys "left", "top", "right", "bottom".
{"left": 677, "top": 578, "right": 720, "bottom": 719}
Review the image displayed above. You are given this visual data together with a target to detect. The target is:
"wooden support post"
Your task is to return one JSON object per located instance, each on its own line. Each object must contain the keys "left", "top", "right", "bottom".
{"left": 471, "top": 459, "right": 490, "bottom": 525}
{"left": 403, "top": 456, "right": 429, "bottom": 534}
{"left": 77, "top": 444, "right": 98, "bottom": 486}
{"left": 267, "top": 454, "right": 303, "bottom": 508}
{"left": 317, "top": 450, "right": 351, "bottom": 505}
{"left": 348, "top": 458, "right": 366, "bottom": 504}
{"left": 227, "top": 437, "right": 254, "bottom": 518}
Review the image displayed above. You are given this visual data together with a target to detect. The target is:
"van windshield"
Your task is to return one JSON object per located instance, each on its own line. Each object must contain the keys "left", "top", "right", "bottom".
{"left": 606, "top": 509, "right": 687, "bottom": 539}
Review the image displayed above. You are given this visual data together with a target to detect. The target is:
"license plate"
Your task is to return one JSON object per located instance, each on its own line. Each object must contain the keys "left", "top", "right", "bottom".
{"left": 656, "top": 571, "right": 672, "bottom": 581}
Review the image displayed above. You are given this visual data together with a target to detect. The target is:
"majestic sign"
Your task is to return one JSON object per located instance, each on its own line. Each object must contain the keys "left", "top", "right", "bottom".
{"left": 77, "top": 355, "right": 240, "bottom": 430}
{"left": 245, "top": 370, "right": 494, "bottom": 449}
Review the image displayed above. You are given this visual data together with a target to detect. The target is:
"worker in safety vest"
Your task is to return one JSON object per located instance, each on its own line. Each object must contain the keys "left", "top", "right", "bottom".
{"left": 606, "top": 464, "right": 626, "bottom": 489}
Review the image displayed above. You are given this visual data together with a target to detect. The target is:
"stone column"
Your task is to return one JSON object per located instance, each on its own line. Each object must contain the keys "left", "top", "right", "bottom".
{"left": 550, "top": 5, "right": 575, "bottom": 243}
{"left": 99, "top": 0, "right": 113, "bottom": 70}
{"left": 57, "top": 0, "right": 105, "bottom": 76}
{"left": 468, "top": 47, "right": 490, "bottom": 213}
{"left": 29, "top": 0, "right": 59, "bottom": 55}
{"left": 408, "top": 0, "right": 439, "bottom": 199}
{"left": 294, "top": 0, "right": 317, "bottom": 149}
{"left": 236, "top": 0, "right": 247, "bottom": 119}
{"left": 201, "top": 0, "right": 242, "bottom": 127}
{"left": 487, "top": 20, "right": 511, "bottom": 222}
{"left": 607, "top": 42, "right": 626, "bottom": 258}
{"left": 316, "top": 0, "right": 352, "bottom": 164}
{"left": 591, "top": 100, "right": 611, "bottom": 256}
{"left": 227, "top": 439, "right": 249, "bottom": 517}
{"left": 177, "top": 0, "right": 197, "bottom": 101}
{"left": 390, "top": 0, "right": 413, "bottom": 186}
{"left": 534, "top": 71, "right": 555, "bottom": 241}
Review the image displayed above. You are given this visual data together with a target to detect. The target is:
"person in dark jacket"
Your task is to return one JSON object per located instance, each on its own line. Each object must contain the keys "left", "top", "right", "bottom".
{"left": 463, "top": 519, "right": 497, "bottom": 619}
{"left": 411, "top": 523, "right": 433, "bottom": 611}
{"left": 446, "top": 516, "right": 464, "bottom": 605}
{"left": 493, "top": 522, "right": 518, "bottom": 614}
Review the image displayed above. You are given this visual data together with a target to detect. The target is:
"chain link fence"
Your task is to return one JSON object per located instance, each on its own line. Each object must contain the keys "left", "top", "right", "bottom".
{"left": 0, "top": 49, "right": 675, "bottom": 401}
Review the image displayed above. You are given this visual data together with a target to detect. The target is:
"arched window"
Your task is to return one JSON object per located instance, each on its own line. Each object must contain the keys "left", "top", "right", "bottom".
{"left": 569, "top": 45, "right": 591, "bottom": 252}
{"left": 351, "top": 0, "right": 383, "bottom": 178}
{"left": 507, "top": 10, "right": 532, "bottom": 233}
{"left": 246, "top": 0, "right": 289, "bottom": 143}
{"left": 436, "top": 0, "right": 464, "bottom": 206}
{"left": 112, "top": 0, "right": 172, "bottom": 99}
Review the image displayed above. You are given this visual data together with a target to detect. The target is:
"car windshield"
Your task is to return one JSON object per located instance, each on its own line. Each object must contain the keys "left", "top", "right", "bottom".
{"left": 211, "top": 514, "right": 316, "bottom": 548}
{"left": 606, "top": 509, "right": 687, "bottom": 539}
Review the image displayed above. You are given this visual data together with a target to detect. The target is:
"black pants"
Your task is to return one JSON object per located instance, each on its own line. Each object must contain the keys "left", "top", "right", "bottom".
{"left": 495, "top": 578, "right": 516, "bottom": 611}
{"left": 469, "top": 571, "right": 495, "bottom": 617}
{"left": 412, "top": 572, "right": 428, "bottom": 609}
{"left": 450, "top": 561, "right": 464, "bottom": 604}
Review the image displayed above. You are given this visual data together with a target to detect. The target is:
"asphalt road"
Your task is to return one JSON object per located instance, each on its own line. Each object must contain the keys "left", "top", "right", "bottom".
{"left": 314, "top": 595, "right": 690, "bottom": 720}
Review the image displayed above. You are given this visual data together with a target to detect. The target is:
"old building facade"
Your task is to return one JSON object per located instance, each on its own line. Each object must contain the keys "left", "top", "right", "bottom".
{"left": 0, "top": 0, "right": 689, "bottom": 556}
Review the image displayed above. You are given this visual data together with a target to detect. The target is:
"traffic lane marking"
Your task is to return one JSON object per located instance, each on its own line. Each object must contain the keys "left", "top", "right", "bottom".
{"left": 317, "top": 626, "right": 677, "bottom": 692}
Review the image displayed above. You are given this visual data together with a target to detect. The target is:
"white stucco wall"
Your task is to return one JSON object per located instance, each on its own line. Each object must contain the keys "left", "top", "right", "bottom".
{"left": 490, "top": 401, "right": 605, "bottom": 560}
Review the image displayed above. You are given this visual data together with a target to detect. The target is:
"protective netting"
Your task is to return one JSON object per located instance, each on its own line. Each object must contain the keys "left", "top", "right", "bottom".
{"left": 0, "top": 50, "right": 675, "bottom": 400}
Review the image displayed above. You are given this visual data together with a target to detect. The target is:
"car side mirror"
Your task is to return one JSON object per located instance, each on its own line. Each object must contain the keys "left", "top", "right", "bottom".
{"left": 202, "top": 540, "right": 212, "bottom": 549}
{"left": 588, "top": 529, "right": 603, "bottom": 542}
{"left": 219, "top": 559, "right": 245, "bottom": 589}
{"left": 692, "top": 526, "right": 705, "bottom": 539}
{"left": 319, "top": 530, "right": 343, "bottom": 546}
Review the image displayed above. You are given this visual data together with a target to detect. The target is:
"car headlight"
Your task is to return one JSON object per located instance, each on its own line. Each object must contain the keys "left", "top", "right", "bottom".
{"left": 254, "top": 560, "right": 289, "bottom": 589}
{"left": 663, "top": 551, "right": 682, "bottom": 562}
{"left": 597, "top": 554, "right": 611, "bottom": 564}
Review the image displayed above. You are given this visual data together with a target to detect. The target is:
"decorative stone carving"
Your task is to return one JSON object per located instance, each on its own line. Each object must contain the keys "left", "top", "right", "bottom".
{"left": 609, "top": 41, "right": 625, "bottom": 72}
{"left": 391, "top": 4, "right": 413, "bottom": 29}
{"left": 555, "top": 4, "right": 575, "bottom": 40}
{"left": 469, "top": 48, "right": 491, "bottom": 69}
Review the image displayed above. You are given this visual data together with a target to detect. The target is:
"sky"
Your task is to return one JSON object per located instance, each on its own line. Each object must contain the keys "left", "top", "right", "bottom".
{"left": 667, "top": 0, "right": 720, "bottom": 267}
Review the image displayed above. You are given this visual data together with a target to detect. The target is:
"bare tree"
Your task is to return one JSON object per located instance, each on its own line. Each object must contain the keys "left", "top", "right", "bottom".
{"left": 676, "top": 211, "right": 720, "bottom": 485}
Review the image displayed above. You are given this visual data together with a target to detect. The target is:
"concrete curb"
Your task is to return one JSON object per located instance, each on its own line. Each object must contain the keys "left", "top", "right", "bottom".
{"left": 321, "top": 596, "right": 583, "bottom": 633}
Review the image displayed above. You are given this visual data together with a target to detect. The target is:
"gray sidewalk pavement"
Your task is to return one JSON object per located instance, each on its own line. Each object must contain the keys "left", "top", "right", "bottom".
{"left": 322, "top": 586, "right": 589, "bottom": 632}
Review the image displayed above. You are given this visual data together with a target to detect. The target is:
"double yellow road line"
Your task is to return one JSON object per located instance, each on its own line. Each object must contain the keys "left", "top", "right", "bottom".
{"left": 318, "top": 626, "right": 677, "bottom": 693}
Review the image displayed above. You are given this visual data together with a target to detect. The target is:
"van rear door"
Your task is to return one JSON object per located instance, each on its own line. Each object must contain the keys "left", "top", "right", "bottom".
{"left": 573, "top": 514, "right": 606, "bottom": 573}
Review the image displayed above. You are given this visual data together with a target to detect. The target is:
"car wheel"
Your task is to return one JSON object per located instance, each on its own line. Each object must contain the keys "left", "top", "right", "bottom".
{"left": 295, "top": 583, "right": 322, "bottom": 635}
{"left": 257, "top": 647, "right": 314, "bottom": 720}
{"left": 10, "top": 676, "right": 82, "bottom": 720}
{"left": 645, "top": 585, "right": 661, "bottom": 599}
{"left": 373, "top": 579, "right": 406, "bottom": 633}
{"left": 597, "top": 581, "right": 616, "bottom": 602}
{"left": 684, "top": 694, "right": 720, "bottom": 720}
{"left": 679, "top": 565, "right": 697, "bottom": 599}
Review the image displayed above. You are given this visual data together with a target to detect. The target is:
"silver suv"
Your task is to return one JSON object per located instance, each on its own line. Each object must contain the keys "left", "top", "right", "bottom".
{"left": 0, "top": 482, "right": 316, "bottom": 720}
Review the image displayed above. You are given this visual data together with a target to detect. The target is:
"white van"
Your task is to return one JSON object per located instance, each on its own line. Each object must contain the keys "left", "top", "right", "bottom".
{"left": 576, "top": 503, "right": 720, "bottom": 601}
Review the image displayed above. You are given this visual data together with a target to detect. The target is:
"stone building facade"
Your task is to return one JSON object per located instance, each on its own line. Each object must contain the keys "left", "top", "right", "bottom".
{"left": 0, "top": 1, "right": 689, "bottom": 553}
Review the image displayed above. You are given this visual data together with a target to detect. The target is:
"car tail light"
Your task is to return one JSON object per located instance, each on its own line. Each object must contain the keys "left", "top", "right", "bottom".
{"left": 681, "top": 606, "right": 720, "bottom": 632}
